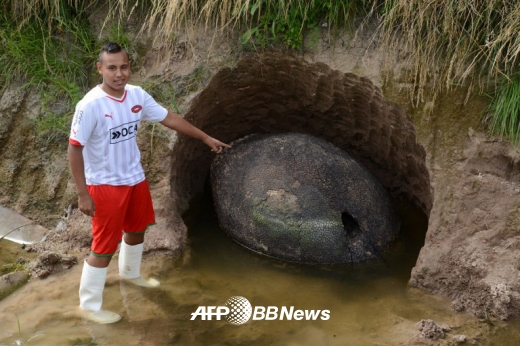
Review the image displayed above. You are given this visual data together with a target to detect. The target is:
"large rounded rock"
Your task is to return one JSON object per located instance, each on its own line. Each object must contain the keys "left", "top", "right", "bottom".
{"left": 210, "top": 133, "right": 400, "bottom": 264}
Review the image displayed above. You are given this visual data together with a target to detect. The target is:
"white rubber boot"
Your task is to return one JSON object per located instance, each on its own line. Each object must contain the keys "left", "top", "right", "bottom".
{"left": 79, "top": 260, "right": 121, "bottom": 324}
{"left": 118, "top": 240, "right": 160, "bottom": 288}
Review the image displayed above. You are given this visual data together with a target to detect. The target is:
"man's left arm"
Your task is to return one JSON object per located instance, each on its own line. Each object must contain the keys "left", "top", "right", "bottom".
{"left": 159, "top": 110, "right": 231, "bottom": 153}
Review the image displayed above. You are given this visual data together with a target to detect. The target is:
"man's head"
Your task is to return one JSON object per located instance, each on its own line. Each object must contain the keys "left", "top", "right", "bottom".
{"left": 96, "top": 42, "right": 130, "bottom": 98}
{"left": 98, "top": 42, "right": 129, "bottom": 64}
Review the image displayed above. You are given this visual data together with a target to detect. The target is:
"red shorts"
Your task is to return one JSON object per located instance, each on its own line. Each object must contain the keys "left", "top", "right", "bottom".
{"left": 87, "top": 180, "right": 155, "bottom": 256}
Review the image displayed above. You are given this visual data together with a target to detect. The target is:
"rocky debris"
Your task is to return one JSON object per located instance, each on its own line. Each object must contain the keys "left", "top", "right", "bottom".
{"left": 452, "top": 334, "right": 467, "bottom": 343}
{"left": 28, "top": 251, "right": 77, "bottom": 279}
{"left": 490, "top": 283, "right": 520, "bottom": 321}
{"left": 415, "top": 319, "right": 450, "bottom": 340}
{"left": 26, "top": 208, "right": 92, "bottom": 255}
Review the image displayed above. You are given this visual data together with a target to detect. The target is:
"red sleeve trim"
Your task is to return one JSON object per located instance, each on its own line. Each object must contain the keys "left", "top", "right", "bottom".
{"left": 69, "top": 138, "right": 83, "bottom": 146}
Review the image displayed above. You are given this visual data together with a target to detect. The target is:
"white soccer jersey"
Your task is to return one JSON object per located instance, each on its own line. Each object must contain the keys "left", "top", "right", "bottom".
{"left": 69, "top": 84, "right": 168, "bottom": 186}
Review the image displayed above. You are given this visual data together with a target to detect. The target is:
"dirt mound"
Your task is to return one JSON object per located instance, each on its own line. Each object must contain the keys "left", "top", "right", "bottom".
{"left": 410, "top": 130, "right": 520, "bottom": 320}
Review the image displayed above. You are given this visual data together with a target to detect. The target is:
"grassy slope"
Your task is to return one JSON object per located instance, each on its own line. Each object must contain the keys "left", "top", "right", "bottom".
{"left": 1, "top": 0, "right": 519, "bottom": 143}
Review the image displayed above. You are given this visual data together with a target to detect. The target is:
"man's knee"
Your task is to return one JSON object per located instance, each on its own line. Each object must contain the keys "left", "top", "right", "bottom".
{"left": 87, "top": 254, "right": 112, "bottom": 268}
{"left": 123, "top": 232, "right": 144, "bottom": 245}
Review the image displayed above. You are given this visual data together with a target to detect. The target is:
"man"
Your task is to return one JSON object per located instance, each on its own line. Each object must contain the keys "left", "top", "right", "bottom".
{"left": 68, "top": 42, "right": 230, "bottom": 324}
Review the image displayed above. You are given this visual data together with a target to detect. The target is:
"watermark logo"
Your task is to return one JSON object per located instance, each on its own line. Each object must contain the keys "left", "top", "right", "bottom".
{"left": 225, "top": 296, "right": 253, "bottom": 325}
{"left": 190, "top": 296, "right": 330, "bottom": 324}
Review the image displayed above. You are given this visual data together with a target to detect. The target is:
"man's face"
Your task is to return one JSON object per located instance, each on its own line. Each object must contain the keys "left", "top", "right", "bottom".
{"left": 96, "top": 51, "right": 130, "bottom": 98}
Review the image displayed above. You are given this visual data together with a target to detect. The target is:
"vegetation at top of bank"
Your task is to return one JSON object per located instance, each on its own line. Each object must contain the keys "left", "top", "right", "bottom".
{"left": 380, "top": 0, "right": 520, "bottom": 144}
{"left": 93, "top": 0, "right": 374, "bottom": 49}
{"left": 486, "top": 76, "right": 520, "bottom": 144}
{"left": 0, "top": 1, "right": 98, "bottom": 139}
{"left": 2, "top": 0, "right": 520, "bottom": 144}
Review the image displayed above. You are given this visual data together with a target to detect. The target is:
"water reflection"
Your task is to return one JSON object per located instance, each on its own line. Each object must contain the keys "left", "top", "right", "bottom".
{"left": 0, "top": 193, "right": 518, "bottom": 345}
{"left": 0, "top": 207, "right": 47, "bottom": 244}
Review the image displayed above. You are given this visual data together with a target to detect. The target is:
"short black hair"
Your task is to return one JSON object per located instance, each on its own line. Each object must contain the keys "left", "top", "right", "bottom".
{"left": 98, "top": 42, "right": 129, "bottom": 63}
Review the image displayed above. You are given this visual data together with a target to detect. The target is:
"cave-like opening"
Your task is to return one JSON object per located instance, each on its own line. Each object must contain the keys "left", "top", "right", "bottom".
{"left": 169, "top": 51, "right": 432, "bottom": 261}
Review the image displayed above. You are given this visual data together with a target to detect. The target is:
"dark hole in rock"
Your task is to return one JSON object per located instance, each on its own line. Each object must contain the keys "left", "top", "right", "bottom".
{"left": 170, "top": 52, "right": 432, "bottom": 266}
{"left": 341, "top": 211, "right": 362, "bottom": 239}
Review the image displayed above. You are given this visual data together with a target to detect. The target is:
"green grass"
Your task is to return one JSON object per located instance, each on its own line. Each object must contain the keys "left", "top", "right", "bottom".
{"left": 2, "top": 0, "right": 520, "bottom": 145}
{"left": 0, "top": 2, "right": 97, "bottom": 140}
{"left": 486, "top": 75, "right": 520, "bottom": 145}
{"left": 139, "top": 79, "right": 182, "bottom": 154}
{"left": 1, "top": 261, "right": 26, "bottom": 276}
{"left": 0, "top": 315, "right": 44, "bottom": 346}
{"left": 237, "top": 0, "right": 370, "bottom": 50}
{"left": 380, "top": 0, "right": 520, "bottom": 143}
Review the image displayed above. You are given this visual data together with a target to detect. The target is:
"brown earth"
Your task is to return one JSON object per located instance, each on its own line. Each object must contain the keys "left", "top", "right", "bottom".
{"left": 410, "top": 129, "right": 520, "bottom": 321}
{"left": 1, "top": 17, "right": 520, "bottom": 337}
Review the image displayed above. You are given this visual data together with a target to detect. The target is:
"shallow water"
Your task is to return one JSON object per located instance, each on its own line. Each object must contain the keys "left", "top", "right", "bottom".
{"left": 0, "top": 195, "right": 519, "bottom": 346}
{"left": 0, "top": 207, "right": 47, "bottom": 244}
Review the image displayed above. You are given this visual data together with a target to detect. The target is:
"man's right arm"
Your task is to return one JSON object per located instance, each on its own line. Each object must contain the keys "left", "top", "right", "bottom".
{"left": 68, "top": 143, "right": 95, "bottom": 217}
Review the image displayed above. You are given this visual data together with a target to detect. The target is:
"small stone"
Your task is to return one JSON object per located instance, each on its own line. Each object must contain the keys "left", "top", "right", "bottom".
{"left": 55, "top": 219, "right": 67, "bottom": 232}
{"left": 28, "top": 252, "right": 78, "bottom": 279}
{"left": 16, "top": 257, "right": 28, "bottom": 264}
{"left": 415, "top": 319, "right": 446, "bottom": 340}
{"left": 452, "top": 334, "right": 466, "bottom": 343}
{"left": 452, "top": 299, "right": 464, "bottom": 312}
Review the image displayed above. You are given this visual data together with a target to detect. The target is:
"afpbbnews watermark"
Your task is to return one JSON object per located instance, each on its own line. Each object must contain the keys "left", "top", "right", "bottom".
{"left": 191, "top": 296, "right": 330, "bottom": 325}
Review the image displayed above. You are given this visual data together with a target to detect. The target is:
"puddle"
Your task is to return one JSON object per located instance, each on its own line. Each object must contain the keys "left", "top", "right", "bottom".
{"left": 0, "top": 207, "right": 48, "bottom": 244}
{"left": 0, "top": 194, "right": 519, "bottom": 345}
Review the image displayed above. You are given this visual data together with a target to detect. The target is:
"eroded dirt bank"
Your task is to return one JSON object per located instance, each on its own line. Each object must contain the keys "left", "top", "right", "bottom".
{"left": 1, "top": 21, "right": 520, "bottom": 329}
{"left": 410, "top": 130, "right": 520, "bottom": 320}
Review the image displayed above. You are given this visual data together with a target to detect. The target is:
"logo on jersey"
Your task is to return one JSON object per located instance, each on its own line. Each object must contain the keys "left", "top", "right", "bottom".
{"left": 110, "top": 120, "right": 139, "bottom": 144}
{"left": 73, "top": 110, "right": 83, "bottom": 126}
{"left": 105, "top": 113, "right": 113, "bottom": 119}
{"left": 131, "top": 105, "right": 143, "bottom": 113}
